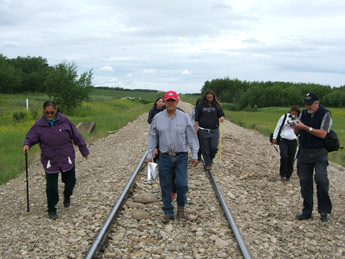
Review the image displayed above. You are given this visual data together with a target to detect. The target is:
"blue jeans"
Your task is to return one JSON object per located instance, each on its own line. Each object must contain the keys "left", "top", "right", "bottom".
{"left": 158, "top": 152, "right": 188, "bottom": 216}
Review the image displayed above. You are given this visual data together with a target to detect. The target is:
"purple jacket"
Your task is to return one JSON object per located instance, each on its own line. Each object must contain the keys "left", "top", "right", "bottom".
{"left": 24, "top": 113, "right": 90, "bottom": 174}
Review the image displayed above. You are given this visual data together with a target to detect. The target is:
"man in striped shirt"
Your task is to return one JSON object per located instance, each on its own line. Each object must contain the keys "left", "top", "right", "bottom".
{"left": 146, "top": 90, "right": 199, "bottom": 223}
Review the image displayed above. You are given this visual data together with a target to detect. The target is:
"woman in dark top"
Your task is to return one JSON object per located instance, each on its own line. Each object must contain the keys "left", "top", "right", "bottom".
{"left": 194, "top": 89, "right": 224, "bottom": 170}
{"left": 148, "top": 97, "right": 165, "bottom": 124}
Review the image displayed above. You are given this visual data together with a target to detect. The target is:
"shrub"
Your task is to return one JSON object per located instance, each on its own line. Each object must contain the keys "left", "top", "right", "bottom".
{"left": 12, "top": 111, "right": 27, "bottom": 121}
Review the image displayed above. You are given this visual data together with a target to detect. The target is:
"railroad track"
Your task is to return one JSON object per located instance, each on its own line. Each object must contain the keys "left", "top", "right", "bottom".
{"left": 85, "top": 151, "right": 251, "bottom": 259}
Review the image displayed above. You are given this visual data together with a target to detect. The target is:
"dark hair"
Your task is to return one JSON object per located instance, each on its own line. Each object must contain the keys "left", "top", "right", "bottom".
{"left": 153, "top": 97, "right": 164, "bottom": 108}
{"left": 43, "top": 100, "right": 57, "bottom": 110}
{"left": 201, "top": 89, "right": 221, "bottom": 110}
{"left": 195, "top": 98, "right": 202, "bottom": 107}
{"left": 290, "top": 105, "right": 301, "bottom": 116}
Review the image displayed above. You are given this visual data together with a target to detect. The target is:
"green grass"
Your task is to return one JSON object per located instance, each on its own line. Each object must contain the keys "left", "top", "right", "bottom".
{"left": 0, "top": 92, "right": 154, "bottom": 185}
{"left": 224, "top": 106, "right": 345, "bottom": 167}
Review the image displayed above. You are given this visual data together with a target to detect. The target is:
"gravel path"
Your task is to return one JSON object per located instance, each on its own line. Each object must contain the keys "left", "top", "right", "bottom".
{"left": 1, "top": 102, "right": 344, "bottom": 258}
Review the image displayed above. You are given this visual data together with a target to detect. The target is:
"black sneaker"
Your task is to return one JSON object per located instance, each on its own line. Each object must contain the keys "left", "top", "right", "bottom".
{"left": 63, "top": 196, "right": 70, "bottom": 208}
{"left": 320, "top": 213, "right": 328, "bottom": 222}
{"left": 48, "top": 211, "right": 58, "bottom": 220}
{"left": 296, "top": 213, "right": 311, "bottom": 220}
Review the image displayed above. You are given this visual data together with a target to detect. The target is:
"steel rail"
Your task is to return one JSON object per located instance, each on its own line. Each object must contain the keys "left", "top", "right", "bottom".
{"left": 85, "top": 150, "right": 148, "bottom": 259}
{"left": 206, "top": 169, "right": 251, "bottom": 259}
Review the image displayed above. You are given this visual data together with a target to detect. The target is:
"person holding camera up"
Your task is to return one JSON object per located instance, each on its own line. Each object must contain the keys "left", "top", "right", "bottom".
{"left": 272, "top": 105, "right": 301, "bottom": 181}
{"left": 293, "top": 93, "right": 333, "bottom": 222}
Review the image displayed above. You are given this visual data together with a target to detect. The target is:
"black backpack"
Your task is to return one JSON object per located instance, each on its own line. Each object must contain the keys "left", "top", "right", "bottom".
{"left": 270, "top": 114, "right": 287, "bottom": 145}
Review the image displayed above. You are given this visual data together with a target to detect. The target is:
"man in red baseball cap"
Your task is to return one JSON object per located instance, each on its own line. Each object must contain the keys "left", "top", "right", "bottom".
{"left": 164, "top": 90, "right": 178, "bottom": 101}
{"left": 146, "top": 90, "right": 199, "bottom": 223}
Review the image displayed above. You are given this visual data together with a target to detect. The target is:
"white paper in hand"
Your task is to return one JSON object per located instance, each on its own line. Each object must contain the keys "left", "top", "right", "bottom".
{"left": 147, "top": 162, "right": 157, "bottom": 182}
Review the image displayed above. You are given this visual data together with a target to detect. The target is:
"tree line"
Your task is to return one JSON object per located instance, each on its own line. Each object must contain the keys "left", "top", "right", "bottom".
{"left": 2, "top": 54, "right": 345, "bottom": 111}
{"left": 201, "top": 78, "right": 345, "bottom": 110}
{"left": 0, "top": 54, "right": 92, "bottom": 113}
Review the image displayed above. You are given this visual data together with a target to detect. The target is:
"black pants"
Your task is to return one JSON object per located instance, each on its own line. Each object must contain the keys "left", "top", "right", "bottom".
{"left": 279, "top": 139, "right": 297, "bottom": 179}
{"left": 297, "top": 147, "right": 332, "bottom": 216}
{"left": 198, "top": 128, "right": 219, "bottom": 167}
{"left": 45, "top": 166, "right": 76, "bottom": 212}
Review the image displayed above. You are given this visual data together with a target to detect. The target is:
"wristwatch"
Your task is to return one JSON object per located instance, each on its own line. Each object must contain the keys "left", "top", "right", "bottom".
{"left": 309, "top": 127, "right": 313, "bottom": 133}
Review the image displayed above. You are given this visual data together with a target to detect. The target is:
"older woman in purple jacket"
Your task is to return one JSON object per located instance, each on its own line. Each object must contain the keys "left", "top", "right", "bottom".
{"left": 23, "top": 100, "right": 89, "bottom": 220}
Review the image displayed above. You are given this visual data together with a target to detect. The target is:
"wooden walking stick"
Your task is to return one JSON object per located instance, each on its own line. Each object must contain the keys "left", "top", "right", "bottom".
{"left": 25, "top": 151, "right": 30, "bottom": 212}
{"left": 219, "top": 122, "right": 223, "bottom": 175}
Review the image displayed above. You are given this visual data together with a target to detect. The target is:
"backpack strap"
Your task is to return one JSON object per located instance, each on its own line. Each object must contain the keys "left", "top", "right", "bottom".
{"left": 277, "top": 114, "right": 287, "bottom": 138}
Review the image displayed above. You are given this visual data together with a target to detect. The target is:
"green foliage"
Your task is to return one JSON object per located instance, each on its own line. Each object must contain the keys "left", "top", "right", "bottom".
{"left": 201, "top": 77, "right": 248, "bottom": 104}
{"left": 0, "top": 54, "right": 23, "bottom": 93}
{"left": 11, "top": 109, "right": 40, "bottom": 122}
{"left": 45, "top": 62, "right": 93, "bottom": 113}
{"left": 202, "top": 77, "right": 344, "bottom": 109}
{"left": 12, "top": 111, "right": 27, "bottom": 121}
{"left": 9, "top": 56, "right": 50, "bottom": 92}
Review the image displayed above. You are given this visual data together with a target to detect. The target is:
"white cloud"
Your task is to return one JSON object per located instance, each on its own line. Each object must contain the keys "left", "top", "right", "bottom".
{"left": 98, "top": 65, "right": 114, "bottom": 72}
{"left": 142, "top": 69, "right": 156, "bottom": 74}
{"left": 181, "top": 70, "right": 191, "bottom": 75}
{"left": 1, "top": 0, "right": 345, "bottom": 93}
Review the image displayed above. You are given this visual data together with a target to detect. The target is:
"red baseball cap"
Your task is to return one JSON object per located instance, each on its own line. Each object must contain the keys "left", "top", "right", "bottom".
{"left": 164, "top": 91, "right": 178, "bottom": 101}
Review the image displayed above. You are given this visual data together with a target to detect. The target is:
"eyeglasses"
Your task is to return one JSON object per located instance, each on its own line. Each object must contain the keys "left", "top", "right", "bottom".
{"left": 44, "top": 111, "right": 56, "bottom": 115}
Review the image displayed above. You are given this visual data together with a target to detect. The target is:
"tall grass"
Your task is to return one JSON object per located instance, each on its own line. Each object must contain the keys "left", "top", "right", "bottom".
{"left": 224, "top": 106, "right": 345, "bottom": 167}
{"left": 0, "top": 123, "right": 39, "bottom": 184}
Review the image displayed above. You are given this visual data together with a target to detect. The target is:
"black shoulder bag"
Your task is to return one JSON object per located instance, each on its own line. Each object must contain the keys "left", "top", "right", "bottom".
{"left": 270, "top": 114, "right": 287, "bottom": 145}
{"left": 304, "top": 111, "right": 342, "bottom": 152}
{"left": 324, "top": 130, "right": 342, "bottom": 152}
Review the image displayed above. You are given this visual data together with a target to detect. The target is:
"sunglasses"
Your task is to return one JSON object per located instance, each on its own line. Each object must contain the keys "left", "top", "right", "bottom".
{"left": 44, "top": 111, "right": 56, "bottom": 115}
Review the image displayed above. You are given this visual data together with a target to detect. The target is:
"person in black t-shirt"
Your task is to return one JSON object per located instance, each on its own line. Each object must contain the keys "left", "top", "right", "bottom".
{"left": 194, "top": 89, "right": 224, "bottom": 170}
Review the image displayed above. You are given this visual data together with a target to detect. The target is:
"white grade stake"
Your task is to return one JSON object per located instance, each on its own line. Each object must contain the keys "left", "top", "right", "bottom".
{"left": 26, "top": 99, "right": 29, "bottom": 110}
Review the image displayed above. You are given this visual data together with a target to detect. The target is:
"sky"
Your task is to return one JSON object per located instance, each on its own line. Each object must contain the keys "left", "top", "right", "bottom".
{"left": 1, "top": 0, "right": 345, "bottom": 94}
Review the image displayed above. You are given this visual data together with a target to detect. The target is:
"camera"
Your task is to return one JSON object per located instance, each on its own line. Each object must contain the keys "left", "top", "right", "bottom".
{"left": 287, "top": 114, "right": 299, "bottom": 126}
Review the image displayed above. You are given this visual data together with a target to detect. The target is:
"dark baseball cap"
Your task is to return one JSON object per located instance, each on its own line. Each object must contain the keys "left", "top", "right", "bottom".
{"left": 304, "top": 92, "right": 319, "bottom": 105}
